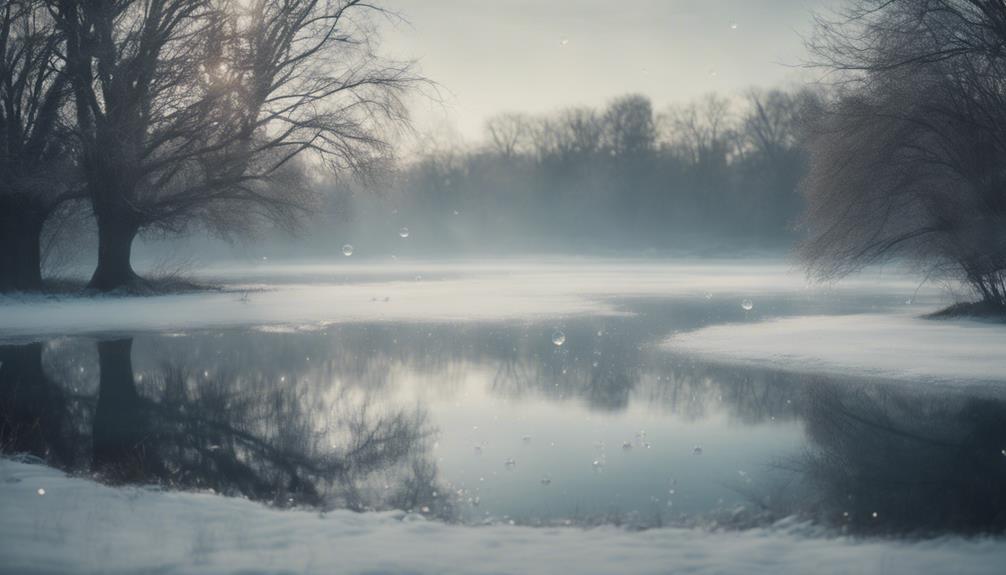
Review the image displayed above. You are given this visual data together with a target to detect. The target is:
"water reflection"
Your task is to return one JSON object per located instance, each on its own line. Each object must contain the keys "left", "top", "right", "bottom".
{"left": 787, "top": 380, "right": 1006, "bottom": 535}
{"left": 1, "top": 338, "right": 453, "bottom": 520}
{"left": 2, "top": 315, "right": 1005, "bottom": 536}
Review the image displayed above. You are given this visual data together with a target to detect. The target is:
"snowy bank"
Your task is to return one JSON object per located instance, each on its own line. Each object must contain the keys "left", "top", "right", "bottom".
{"left": 668, "top": 312, "right": 1006, "bottom": 386}
{"left": 1, "top": 459, "right": 1004, "bottom": 575}
{"left": 0, "top": 259, "right": 934, "bottom": 340}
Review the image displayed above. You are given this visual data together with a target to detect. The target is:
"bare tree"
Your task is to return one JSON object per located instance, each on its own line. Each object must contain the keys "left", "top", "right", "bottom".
{"left": 801, "top": 0, "right": 1006, "bottom": 310}
{"left": 0, "top": 0, "right": 76, "bottom": 292}
{"left": 52, "top": 0, "right": 416, "bottom": 291}
{"left": 660, "top": 94, "right": 735, "bottom": 167}
{"left": 602, "top": 94, "right": 656, "bottom": 158}
{"left": 484, "top": 112, "right": 531, "bottom": 160}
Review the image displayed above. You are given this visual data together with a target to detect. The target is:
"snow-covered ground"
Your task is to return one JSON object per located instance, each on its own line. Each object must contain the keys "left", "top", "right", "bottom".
{"left": 0, "top": 258, "right": 937, "bottom": 341}
{"left": 669, "top": 311, "right": 1006, "bottom": 386}
{"left": 2, "top": 458, "right": 1005, "bottom": 575}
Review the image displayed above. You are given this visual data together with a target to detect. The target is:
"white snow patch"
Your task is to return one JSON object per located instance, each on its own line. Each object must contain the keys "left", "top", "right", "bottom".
{"left": 669, "top": 311, "right": 1006, "bottom": 385}
{"left": 0, "top": 259, "right": 935, "bottom": 340}
{"left": 1, "top": 459, "right": 1004, "bottom": 575}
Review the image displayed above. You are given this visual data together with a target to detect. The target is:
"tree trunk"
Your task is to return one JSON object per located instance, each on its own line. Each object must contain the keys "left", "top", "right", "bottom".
{"left": 0, "top": 200, "right": 45, "bottom": 293}
{"left": 87, "top": 216, "right": 141, "bottom": 292}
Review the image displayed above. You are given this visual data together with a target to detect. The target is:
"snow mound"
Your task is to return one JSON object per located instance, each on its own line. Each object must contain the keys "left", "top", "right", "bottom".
{"left": 669, "top": 312, "right": 1006, "bottom": 386}
{"left": 2, "top": 459, "right": 1005, "bottom": 574}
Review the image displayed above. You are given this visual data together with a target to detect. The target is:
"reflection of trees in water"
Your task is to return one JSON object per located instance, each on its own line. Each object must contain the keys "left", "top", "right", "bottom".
{"left": 0, "top": 339, "right": 454, "bottom": 520}
{"left": 0, "top": 343, "right": 89, "bottom": 471}
{"left": 132, "top": 321, "right": 806, "bottom": 422}
{"left": 781, "top": 380, "right": 1006, "bottom": 535}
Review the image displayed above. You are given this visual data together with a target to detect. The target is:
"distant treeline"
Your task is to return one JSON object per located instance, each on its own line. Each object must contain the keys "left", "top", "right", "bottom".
{"left": 324, "top": 89, "right": 822, "bottom": 255}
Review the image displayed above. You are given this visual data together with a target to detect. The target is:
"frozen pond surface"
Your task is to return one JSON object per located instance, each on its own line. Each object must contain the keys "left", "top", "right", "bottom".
{"left": 2, "top": 260, "right": 1005, "bottom": 572}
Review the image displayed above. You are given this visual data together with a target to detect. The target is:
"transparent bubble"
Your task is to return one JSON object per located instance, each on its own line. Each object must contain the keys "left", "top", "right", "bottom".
{"left": 342, "top": 244, "right": 354, "bottom": 256}
{"left": 551, "top": 330, "right": 566, "bottom": 347}
{"left": 741, "top": 299, "right": 754, "bottom": 311}
{"left": 399, "top": 227, "right": 410, "bottom": 238}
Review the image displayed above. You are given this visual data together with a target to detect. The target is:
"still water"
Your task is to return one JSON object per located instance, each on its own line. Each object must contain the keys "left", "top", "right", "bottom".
{"left": 2, "top": 293, "right": 1005, "bottom": 537}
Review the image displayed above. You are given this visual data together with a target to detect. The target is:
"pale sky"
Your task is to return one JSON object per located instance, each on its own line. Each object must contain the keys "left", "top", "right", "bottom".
{"left": 380, "top": 0, "right": 837, "bottom": 143}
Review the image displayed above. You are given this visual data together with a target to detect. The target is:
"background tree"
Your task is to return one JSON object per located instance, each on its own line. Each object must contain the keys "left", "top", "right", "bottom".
{"left": 801, "top": 0, "right": 1006, "bottom": 310}
{"left": 0, "top": 0, "right": 75, "bottom": 292}
{"left": 53, "top": 0, "right": 415, "bottom": 291}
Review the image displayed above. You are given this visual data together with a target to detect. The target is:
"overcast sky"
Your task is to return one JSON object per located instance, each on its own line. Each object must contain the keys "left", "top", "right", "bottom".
{"left": 380, "top": 0, "right": 837, "bottom": 143}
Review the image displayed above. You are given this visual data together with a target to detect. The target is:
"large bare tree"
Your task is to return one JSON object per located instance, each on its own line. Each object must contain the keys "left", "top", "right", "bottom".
{"left": 52, "top": 0, "right": 415, "bottom": 291}
{"left": 0, "top": 0, "right": 76, "bottom": 292}
{"left": 802, "top": 0, "right": 1006, "bottom": 310}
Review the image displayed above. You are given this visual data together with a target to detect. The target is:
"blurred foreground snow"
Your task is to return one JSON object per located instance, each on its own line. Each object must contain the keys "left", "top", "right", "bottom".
{"left": 1, "top": 459, "right": 1004, "bottom": 575}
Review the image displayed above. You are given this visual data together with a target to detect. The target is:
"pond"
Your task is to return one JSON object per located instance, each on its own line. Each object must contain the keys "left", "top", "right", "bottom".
{"left": 4, "top": 287, "right": 1003, "bottom": 537}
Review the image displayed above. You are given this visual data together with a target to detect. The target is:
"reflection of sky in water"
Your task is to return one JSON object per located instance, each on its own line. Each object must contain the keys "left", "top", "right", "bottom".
{"left": 4, "top": 292, "right": 1006, "bottom": 535}
{"left": 426, "top": 380, "right": 801, "bottom": 524}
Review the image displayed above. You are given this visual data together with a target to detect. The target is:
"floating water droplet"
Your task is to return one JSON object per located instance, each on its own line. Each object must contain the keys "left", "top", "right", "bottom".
{"left": 540, "top": 477, "right": 552, "bottom": 486}
{"left": 420, "top": 506, "right": 430, "bottom": 513}
{"left": 592, "top": 459, "right": 604, "bottom": 471}
{"left": 36, "top": 488, "right": 45, "bottom": 496}
{"left": 668, "top": 489, "right": 675, "bottom": 495}
{"left": 342, "top": 244, "right": 354, "bottom": 256}
{"left": 560, "top": 38, "right": 569, "bottom": 47}
{"left": 872, "top": 511, "right": 879, "bottom": 518}
{"left": 414, "top": 274, "right": 423, "bottom": 282}
{"left": 730, "top": 23, "right": 738, "bottom": 30}
{"left": 622, "top": 442, "right": 633, "bottom": 451}
{"left": 704, "top": 292, "right": 713, "bottom": 300}
{"left": 551, "top": 331, "right": 566, "bottom": 346}
{"left": 398, "top": 227, "right": 410, "bottom": 238}
{"left": 741, "top": 299, "right": 754, "bottom": 311}
{"left": 453, "top": 210, "right": 460, "bottom": 216}
{"left": 504, "top": 458, "right": 516, "bottom": 469}
{"left": 692, "top": 446, "right": 703, "bottom": 455}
